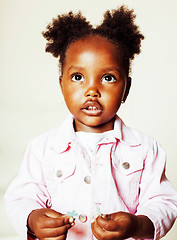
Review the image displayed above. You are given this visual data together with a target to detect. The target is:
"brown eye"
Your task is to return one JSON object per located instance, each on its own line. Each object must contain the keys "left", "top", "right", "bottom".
{"left": 71, "top": 74, "right": 84, "bottom": 82}
{"left": 102, "top": 74, "right": 116, "bottom": 83}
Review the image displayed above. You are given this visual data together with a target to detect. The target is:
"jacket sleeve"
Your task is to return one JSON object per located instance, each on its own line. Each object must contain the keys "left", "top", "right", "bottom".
{"left": 136, "top": 140, "right": 177, "bottom": 240}
{"left": 4, "top": 137, "right": 51, "bottom": 239}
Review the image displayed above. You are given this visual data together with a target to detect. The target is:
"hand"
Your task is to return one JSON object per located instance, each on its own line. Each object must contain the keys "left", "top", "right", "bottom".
{"left": 91, "top": 211, "right": 137, "bottom": 240}
{"left": 28, "top": 208, "right": 75, "bottom": 240}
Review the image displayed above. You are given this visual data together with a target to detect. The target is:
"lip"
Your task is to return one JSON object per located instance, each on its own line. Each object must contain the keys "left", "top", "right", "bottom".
{"left": 81, "top": 101, "right": 103, "bottom": 116}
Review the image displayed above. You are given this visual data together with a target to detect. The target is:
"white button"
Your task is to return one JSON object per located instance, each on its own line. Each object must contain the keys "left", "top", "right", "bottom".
{"left": 56, "top": 170, "right": 63, "bottom": 178}
{"left": 79, "top": 214, "right": 87, "bottom": 223}
{"left": 122, "top": 162, "right": 130, "bottom": 169}
{"left": 84, "top": 176, "right": 91, "bottom": 184}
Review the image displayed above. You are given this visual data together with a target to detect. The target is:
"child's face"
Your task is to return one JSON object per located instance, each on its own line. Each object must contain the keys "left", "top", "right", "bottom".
{"left": 60, "top": 36, "right": 130, "bottom": 133}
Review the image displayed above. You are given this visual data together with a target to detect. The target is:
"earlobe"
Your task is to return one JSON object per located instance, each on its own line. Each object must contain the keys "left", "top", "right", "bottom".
{"left": 122, "top": 77, "right": 131, "bottom": 103}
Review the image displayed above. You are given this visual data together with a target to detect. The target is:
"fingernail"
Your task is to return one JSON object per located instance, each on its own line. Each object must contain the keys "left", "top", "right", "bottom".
{"left": 71, "top": 222, "right": 75, "bottom": 227}
{"left": 91, "top": 218, "right": 95, "bottom": 223}
{"left": 103, "top": 214, "right": 111, "bottom": 220}
{"left": 69, "top": 217, "right": 74, "bottom": 223}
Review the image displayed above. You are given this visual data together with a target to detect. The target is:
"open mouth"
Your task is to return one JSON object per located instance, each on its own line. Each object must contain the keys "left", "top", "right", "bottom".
{"left": 81, "top": 101, "right": 103, "bottom": 116}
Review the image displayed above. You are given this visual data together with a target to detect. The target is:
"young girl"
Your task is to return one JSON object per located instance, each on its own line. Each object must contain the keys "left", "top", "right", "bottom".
{"left": 5, "top": 6, "right": 177, "bottom": 240}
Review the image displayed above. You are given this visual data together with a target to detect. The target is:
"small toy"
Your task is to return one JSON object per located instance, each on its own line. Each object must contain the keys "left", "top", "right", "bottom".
{"left": 66, "top": 210, "right": 79, "bottom": 218}
{"left": 96, "top": 206, "right": 102, "bottom": 217}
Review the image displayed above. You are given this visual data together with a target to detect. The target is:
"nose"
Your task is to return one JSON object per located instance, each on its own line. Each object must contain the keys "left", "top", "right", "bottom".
{"left": 84, "top": 87, "right": 101, "bottom": 98}
{"left": 84, "top": 78, "right": 101, "bottom": 98}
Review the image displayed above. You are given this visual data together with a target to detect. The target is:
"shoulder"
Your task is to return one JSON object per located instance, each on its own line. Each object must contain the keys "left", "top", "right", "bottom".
{"left": 116, "top": 116, "right": 163, "bottom": 155}
{"left": 116, "top": 117, "right": 156, "bottom": 145}
{"left": 27, "top": 116, "right": 74, "bottom": 154}
{"left": 117, "top": 119, "right": 167, "bottom": 172}
{"left": 29, "top": 128, "right": 60, "bottom": 147}
{"left": 129, "top": 127, "right": 156, "bottom": 147}
{"left": 126, "top": 125, "right": 166, "bottom": 167}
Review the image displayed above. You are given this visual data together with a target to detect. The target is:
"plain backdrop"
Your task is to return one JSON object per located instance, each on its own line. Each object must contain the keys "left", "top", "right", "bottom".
{"left": 0, "top": 0, "right": 177, "bottom": 239}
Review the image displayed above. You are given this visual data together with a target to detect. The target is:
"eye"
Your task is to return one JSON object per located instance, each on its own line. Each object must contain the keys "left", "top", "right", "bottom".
{"left": 102, "top": 74, "right": 116, "bottom": 83}
{"left": 71, "top": 73, "right": 84, "bottom": 82}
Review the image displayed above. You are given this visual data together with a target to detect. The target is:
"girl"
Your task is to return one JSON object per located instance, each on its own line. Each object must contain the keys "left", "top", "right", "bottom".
{"left": 5, "top": 6, "right": 177, "bottom": 240}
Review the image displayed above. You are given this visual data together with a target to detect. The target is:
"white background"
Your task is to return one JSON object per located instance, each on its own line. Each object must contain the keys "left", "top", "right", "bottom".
{"left": 0, "top": 0, "right": 177, "bottom": 239}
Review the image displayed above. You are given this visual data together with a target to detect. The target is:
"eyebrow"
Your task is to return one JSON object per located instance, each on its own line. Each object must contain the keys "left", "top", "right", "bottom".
{"left": 102, "top": 67, "right": 121, "bottom": 74}
{"left": 67, "top": 66, "right": 121, "bottom": 74}
{"left": 67, "top": 66, "right": 84, "bottom": 72}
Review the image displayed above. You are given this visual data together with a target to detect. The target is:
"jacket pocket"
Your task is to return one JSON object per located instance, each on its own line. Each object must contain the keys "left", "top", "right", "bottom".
{"left": 43, "top": 150, "right": 76, "bottom": 192}
{"left": 112, "top": 145, "right": 145, "bottom": 176}
{"left": 112, "top": 146, "right": 145, "bottom": 209}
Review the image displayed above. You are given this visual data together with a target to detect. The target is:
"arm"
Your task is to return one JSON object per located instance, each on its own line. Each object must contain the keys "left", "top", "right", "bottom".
{"left": 4, "top": 136, "right": 68, "bottom": 239}
{"left": 135, "top": 141, "right": 177, "bottom": 239}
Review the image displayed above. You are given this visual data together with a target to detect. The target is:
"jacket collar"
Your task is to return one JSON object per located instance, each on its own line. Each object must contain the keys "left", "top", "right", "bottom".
{"left": 51, "top": 114, "right": 141, "bottom": 153}
{"left": 113, "top": 115, "right": 141, "bottom": 146}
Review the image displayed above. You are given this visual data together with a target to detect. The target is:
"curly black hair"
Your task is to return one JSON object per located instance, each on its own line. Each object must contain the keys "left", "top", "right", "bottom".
{"left": 42, "top": 6, "right": 144, "bottom": 75}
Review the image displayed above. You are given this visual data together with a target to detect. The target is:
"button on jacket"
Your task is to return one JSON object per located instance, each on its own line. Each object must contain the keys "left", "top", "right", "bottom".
{"left": 4, "top": 115, "right": 177, "bottom": 240}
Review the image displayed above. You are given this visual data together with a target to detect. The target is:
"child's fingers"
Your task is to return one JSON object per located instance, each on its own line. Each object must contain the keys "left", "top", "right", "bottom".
{"left": 42, "top": 223, "right": 74, "bottom": 238}
{"left": 91, "top": 218, "right": 120, "bottom": 240}
{"left": 91, "top": 218, "right": 103, "bottom": 239}
{"left": 43, "top": 234, "right": 67, "bottom": 240}
{"left": 95, "top": 215, "right": 120, "bottom": 231}
{"left": 64, "top": 216, "right": 75, "bottom": 225}
{"left": 43, "top": 215, "right": 74, "bottom": 228}
{"left": 45, "top": 210, "right": 63, "bottom": 219}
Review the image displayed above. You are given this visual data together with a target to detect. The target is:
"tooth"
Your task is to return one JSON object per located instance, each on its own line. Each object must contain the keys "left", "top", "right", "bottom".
{"left": 88, "top": 106, "right": 93, "bottom": 110}
{"left": 93, "top": 106, "right": 97, "bottom": 110}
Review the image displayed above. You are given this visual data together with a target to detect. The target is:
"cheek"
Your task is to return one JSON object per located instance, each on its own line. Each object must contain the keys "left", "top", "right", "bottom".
{"left": 104, "top": 87, "right": 124, "bottom": 107}
{"left": 62, "top": 85, "right": 83, "bottom": 107}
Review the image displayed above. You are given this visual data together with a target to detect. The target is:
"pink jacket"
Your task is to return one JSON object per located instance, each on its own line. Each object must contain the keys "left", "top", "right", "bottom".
{"left": 4, "top": 115, "right": 177, "bottom": 240}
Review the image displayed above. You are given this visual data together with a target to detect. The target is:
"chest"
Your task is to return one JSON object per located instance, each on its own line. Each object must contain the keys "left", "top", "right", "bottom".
{"left": 43, "top": 142, "right": 145, "bottom": 213}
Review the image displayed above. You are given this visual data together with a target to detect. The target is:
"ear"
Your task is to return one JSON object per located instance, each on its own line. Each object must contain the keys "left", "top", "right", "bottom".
{"left": 59, "top": 75, "right": 63, "bottom": 94}
{"left": 122, "top": 77, "right": 131, "bottom": 103}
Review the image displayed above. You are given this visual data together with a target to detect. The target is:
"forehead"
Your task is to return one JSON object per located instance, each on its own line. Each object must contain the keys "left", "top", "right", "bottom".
{"left": 64, "top": 36, "right": 124, "bottom": 69}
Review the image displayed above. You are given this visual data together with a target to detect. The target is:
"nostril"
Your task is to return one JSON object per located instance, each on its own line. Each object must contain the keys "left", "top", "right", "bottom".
{"left": 85, "top": 89, "right": 100, "bottom": 98}
{"left": 86, "top": 92, "right": 98, "bottom": 97}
